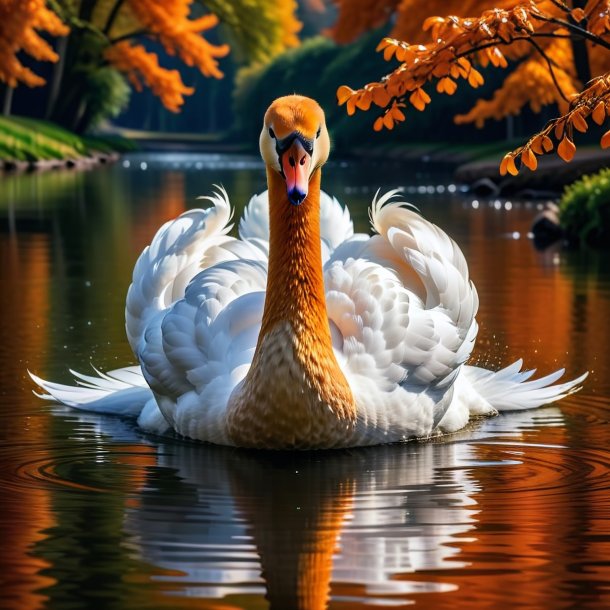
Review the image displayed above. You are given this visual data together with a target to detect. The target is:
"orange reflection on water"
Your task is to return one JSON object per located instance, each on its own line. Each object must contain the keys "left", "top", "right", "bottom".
{"left": 457, "top": 206, "right": 610, "bottom": 403}
{"left": 0, "top": 232, "right": 56, "bottom": 610}
{"left": 130, "top": 171, "right": 188, "bottom": 256}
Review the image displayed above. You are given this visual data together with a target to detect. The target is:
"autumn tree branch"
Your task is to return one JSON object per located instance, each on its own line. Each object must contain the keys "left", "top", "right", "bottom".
{"left": 109, "top": 30, "right": 148, "bottom": 45}
{"left": 337, "top": 1, "right": 610, "bottom": 171}
{"left": 104, "top": 0, "right": 126, "bottom": 36}
{"left": 531, "top": 14, "right": 610, "bottom": 51}
{"left": 453, "top": 32, "right": 575, "bottom": 61}
{"left": 548, "top": 0, "right": 570, "bottom": 13}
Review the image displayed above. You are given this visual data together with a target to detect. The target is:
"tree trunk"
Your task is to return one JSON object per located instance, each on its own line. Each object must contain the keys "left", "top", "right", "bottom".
{"left": 2, "top": 85, "right": 13, "bottom": 116}
{"left": 46, "top": 36, "right": 69, "bottom": 119}
{"left": 570, "top": 0, "right": 591, "bottom": 86}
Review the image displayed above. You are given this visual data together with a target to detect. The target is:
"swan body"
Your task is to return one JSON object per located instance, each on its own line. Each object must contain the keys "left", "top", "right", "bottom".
{"left": 31, "top": 96, "right": 587, "bottom": 449}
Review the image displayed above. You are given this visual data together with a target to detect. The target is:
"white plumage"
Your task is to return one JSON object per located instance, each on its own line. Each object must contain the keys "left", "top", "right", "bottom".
{"left": 30, "top": 187, "right": 587, "bottom": 447}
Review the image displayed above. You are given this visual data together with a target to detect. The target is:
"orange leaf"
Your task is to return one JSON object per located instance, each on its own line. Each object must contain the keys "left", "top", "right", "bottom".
{"left": 382, "top": 112, "right": 394, "bottom": 129}
{"left": 373, "top": 117, "right": 384, "bottom": 132}
{"left": 440, "top": 77, "right": 457, "bottom": 95}
{"left": 346, "top": 97, "right": 357, "bottom": 116}
{"left": 391, "top": 105, "right": 406, "bottom": 122}
{"left": 521, "top": 148, "right": 538, "bottom": 171}
{"left": 383, "top": 45, "right": 397, "bottom": 61}
{"left": 432, "top": 62, "right": 451, "bottom": 78}
{"left": 372, "top": 87, "right": 391, "bottom": 108}
{"left": 467, "top": 69, "right": 484, "bottom": 88}
{"left": 376, "top": 38, "right": 392, "bottom": 52}
{"left": 409, "top": 88, "right": 427, "bottom": 111}
{"left": 601, "top": 129, "right": 610, "bottom": 149}
{"left": 554, "top": 121, "right": 565, "bottom": 140}
{"left": 557, "top": 136, "right": 576, "bottom": 162}
{"left": 487, "top": 47, "right": 508, "bottom": 68}
{"left": 423, "top": 16, "right": 444, "bottom": 31}
{"left": 409, "top": 93, "right": 422, "bottom": 111}
{"left": 571, "top": 111, "right": 588, "bottom": 133}
{"left": 500, "top": 153, "right": 519, "bottom": 176}
{"left": 457, "top": 57, "right": 471, "bottom": 71}
{"left": 592, "top": 100, "right": 606, "bottom": 125}
{"left": 542, "top": 136, "right": 553, "bottom": 152}
{"left": 337, "top": 85, "right": 354, "bottom": 105}
{"left": 530, "top": 135, "right": 544, "bottom": 155}
{"left": 355, "top": 91, "right": 372, "bottom": 111}
{"left": 395, "top": 45, "right": 415, "bottom": 63}
{"left": 571, "top": 7, "right": 585, "bottom": 22}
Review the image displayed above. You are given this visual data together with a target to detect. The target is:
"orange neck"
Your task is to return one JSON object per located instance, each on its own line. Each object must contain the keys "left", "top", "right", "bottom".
{"left": 258, "top": 168, "right": 332, "bottom": 347}
{"left": 225, "top": 167, "right": 355, "bottom": 449}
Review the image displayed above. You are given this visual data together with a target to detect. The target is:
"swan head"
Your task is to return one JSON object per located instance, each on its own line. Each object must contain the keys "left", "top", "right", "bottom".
{"left": 260, "top": 95, "right": 330, "bottom": 206}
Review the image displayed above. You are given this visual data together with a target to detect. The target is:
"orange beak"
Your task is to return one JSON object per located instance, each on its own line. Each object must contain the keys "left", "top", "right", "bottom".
{"left": 281, "top": 139, "right": 312, "bottom": 206}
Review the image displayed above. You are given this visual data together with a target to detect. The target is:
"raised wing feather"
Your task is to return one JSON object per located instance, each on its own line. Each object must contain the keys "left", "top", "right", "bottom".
{"left": 126, "top": 187, "right": 235, "bottom": 354}
{"left": 326, "top": 191, "right": 478, "bottom": 397}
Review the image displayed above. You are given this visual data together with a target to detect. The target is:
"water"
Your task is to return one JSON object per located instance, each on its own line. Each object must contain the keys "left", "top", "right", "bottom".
{"left": 1, "top": 152, "right": 609, "bottom": 609}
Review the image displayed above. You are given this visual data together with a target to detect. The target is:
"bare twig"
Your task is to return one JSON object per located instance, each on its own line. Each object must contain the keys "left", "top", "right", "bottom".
{"left": 528, "top": 37, "right": 570, "bottom": 102}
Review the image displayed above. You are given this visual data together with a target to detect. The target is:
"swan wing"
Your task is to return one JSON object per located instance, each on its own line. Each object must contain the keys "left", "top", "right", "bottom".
{"left": 325, "top": 191, "right": 479, "bottom": 439}
{"left": 138, "top": 258, "right": 267, "bottom": 443}
{"left": 327, "top": 192, "right": 478, "bottom": 388}
{"left": 368, "top": 190, "right": 479, "bottom": 382}
{"left": 126, "top": 187, "right": 236, "bottom": 355}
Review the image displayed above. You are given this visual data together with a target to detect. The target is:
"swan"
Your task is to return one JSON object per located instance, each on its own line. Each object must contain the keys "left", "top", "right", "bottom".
{"left": 30, "top": 95, "right": 587, "bottom": 449}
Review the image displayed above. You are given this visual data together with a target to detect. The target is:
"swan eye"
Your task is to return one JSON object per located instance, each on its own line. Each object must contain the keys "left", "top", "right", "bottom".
{"left": 316, "top": 127, "right": 321, "bottom": 139}
{"left": 269, "top": 127, "right": 275, "bottom": 139}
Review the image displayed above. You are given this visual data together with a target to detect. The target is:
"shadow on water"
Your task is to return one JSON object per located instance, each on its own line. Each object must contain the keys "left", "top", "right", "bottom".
{"left": 0, "top": 153, "right": 609, "bottom": 609}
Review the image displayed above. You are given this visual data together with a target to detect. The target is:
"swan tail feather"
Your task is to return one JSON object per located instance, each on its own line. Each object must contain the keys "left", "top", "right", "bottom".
{"left": 463, "top": 360, "right": 588, "bottom": 412}
{"left": 28, "top": 367, "right": 153, "bottom": 417}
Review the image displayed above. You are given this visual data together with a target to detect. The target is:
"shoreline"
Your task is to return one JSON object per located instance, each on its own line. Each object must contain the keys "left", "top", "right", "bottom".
{"left": 3, "top": 122, "right": 606, "bottom": 194}
{"left": 2, "top": 151, "right": 120, "bottom": 173}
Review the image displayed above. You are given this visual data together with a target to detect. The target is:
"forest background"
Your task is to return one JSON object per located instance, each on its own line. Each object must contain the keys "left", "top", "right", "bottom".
{"left": 1, "top": 0, "right": 609, "bottom": 168}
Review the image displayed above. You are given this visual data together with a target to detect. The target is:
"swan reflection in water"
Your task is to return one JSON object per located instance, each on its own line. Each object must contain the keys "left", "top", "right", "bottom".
{"left": 46, "top": 408, "right": 552, "bottom": 609}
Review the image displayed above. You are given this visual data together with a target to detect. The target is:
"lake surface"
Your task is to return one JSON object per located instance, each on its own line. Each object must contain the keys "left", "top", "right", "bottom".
{"left": 1, "top": 152, "right": 609, "bottom": 609}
